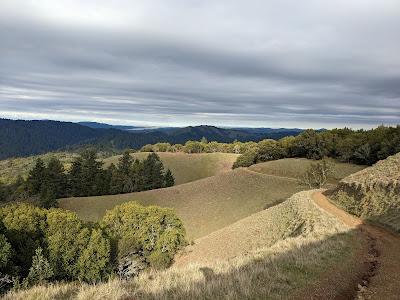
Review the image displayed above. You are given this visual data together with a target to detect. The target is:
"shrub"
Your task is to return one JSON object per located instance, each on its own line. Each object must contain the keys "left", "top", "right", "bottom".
{"left": 0, "top": 234, "right": 11, "bottom": 270}
{"left": 101, "top": 202, "right": 186, "bottom": 273}
{"left": 25, "top": 247, "right": 53, "bottom": 286}
{"left": 233, "top": 150, "right": 258, "bottom": 168}
{"left": 76, "top": 229, "right": 111, "bottom": 282}
{"left": 300, "top": 158, "right": 333, "bottom": 188}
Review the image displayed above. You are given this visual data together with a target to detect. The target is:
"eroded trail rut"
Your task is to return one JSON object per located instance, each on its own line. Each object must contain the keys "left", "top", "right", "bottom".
{"left": 312, "top": 191, "right": 400, "bottom": 300}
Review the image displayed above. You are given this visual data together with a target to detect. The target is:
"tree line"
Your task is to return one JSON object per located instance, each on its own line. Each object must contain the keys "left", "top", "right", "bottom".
{"left": 138, "top": 125, "right": 400, "bottom": 167}
{"left": 233, "top": 126, "right": 400, "bottom": 168}
{"left": 0, "top": 150, "right": 174, "bottom": 207}
{"left": 0, "top": 201, "right": 186, "bottom": 293}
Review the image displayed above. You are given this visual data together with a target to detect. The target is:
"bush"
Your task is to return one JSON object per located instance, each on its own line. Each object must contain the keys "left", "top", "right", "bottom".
{"left": 0, "top": 234, "right": 11, "bottom": 270}
{"left": 25, "top": 247, "right": 53, "bottom": 286}
{"left": 101, "top": 202, "right": 186, "bottom": 272}
{"left": 233, "top": 150, "right": 258, "bottom": 168}
{"left": 300, "top": 158, "right": 333, "bottom": 188}
{"left": 76, "top": 229, "right": 111, "bottom": 282}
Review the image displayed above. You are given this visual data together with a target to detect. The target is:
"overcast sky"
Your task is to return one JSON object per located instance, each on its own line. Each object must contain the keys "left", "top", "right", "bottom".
{"left": 0, "top": 1, "right": 399, "bottom": 128}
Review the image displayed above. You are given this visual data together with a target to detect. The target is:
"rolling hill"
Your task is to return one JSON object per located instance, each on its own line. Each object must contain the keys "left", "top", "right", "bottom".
{"left": 59, "top": 157, "right": 364, "bottom": 239}
{"left": 59, "top": 168, "right": 303, "bottom": 239}
{"left": 104, "top": 152, "right": 239, "bottom": 185}
{"left": 328, "top": 152, "right": 400, "bottom": 232}
{"left": 249, "top": 158, "right": 366, "bottom": 185}
{"left": 11, "top": 191, "right": 363, "bottom": 300}
{"left": 0, "top": 151, "right": 237, "bottom": 186}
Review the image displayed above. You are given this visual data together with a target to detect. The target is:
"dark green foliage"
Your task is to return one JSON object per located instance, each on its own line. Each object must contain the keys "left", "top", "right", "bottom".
{"left": 24, "top": 157, "right": 66, "bottom": 207}
{"left": 256, "top": 140, "right": 285, "bottom": 162}
{"left": 26, "top": 158, "right": 46, "bottom": 195}
{"left": 142, "top": 153, "right": 165, "bottom": 190}
{"left": 234, "top": 126, "right": 400, "bottom": 168}
{"left": 0, "top": 149, "right": 174, "bottom": 206}
{"left": 0, "top": 204, "right": 114, "bottom": 285}
{"left": 0, "top": 200, "right": 186, "bottom": 290}
{"left": 233, "top": 150, "right": 258, "bottom": 168}
{"left": 164, "top": 169, "right": 175, "bottom": 187}
{"left": 0, "top": 204, "right": 46, "bottom": 277}
{"left": 0, "top": 119, "right": 300, "bottom": 160}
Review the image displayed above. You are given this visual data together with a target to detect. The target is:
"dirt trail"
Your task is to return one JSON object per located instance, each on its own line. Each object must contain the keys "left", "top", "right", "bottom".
{"left": 312, "top": 191, "right": 400, "bottom": 300}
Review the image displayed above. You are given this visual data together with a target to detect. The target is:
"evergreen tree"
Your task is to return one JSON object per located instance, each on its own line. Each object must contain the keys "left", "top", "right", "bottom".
{"left": 68, "top": 156, "right": 83, "bottom": 196}
{"left": 164, "top": 169, "right": 175, "bottom": 187}
{"left": 46, "top": 157, "right": 67, "bottom": 198}
{"left": 117, "top": 151, "right": 133, "bottom": 176}
{"left": 26, "top": 247, "right": 53, "bottom": 286}
{"left": 27, "top": 158, "right": 46, "bottom": 195}
{"left": 0, "top": 182, "right": 6, "bottom": 202}
{"left": 108, "top": 163, "right": 123, "bottom": 194}
{"left": 70, "top": 149, "right": 105, "bottom": 196}
{"left": 143, "top": 153, "right": 164, "bottom": 190}
{"left": 117, "top": 151, "right": 135, "bottom": 193}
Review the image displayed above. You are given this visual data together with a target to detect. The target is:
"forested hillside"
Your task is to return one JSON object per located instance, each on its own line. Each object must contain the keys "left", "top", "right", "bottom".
{"left": 0, "top": 119, "right": 302, "bottom": 159}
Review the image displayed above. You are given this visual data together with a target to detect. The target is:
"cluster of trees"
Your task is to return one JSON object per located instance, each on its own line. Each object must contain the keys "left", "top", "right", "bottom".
{"left": 0, "top": 202, "right": 186, "bottom": 292}
{"left": 233, "top": 126, "right": 400, "bottom": 168}
{"left": 139, "top": 126, "right": 400, "bottom": 168}
{"left": 0, "top": 150, "right": 174, "bottom": 207}
{"left": 140, "top": 138, "right": 260, "bottom": 154}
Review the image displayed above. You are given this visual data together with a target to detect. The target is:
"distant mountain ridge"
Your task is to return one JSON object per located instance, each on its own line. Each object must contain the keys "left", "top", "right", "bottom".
{"left": 0, "top": 119, "right": 304, "bottom": 159}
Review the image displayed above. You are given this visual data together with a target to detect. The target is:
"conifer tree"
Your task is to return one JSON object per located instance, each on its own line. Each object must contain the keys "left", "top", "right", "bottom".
{"left": 164, "top": 169, "right": 175, "bottom": 187}
{"left": 117, "top": 151, "right": 133, "bottom": 176}
{"left": 26, "top": 247, "right": 53, "bottom": 286}
{"left": 46, "top": 157, "right": 67, "bottom": 198}
{"left": 68, "top": 157, "right": 83, "bottom": 196}
{"left": 27, "top": 158, "right": 46, "bottom": 195}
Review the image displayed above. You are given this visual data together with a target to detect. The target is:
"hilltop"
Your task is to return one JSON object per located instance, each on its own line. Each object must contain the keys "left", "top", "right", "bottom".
{"left": 104, "top": 152, "right": 239, "bottom": 185}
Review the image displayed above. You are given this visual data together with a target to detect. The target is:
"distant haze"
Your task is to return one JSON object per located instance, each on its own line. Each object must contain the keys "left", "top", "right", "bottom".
{"left": 0, "top": 1, "right": 399, "bottom": 128}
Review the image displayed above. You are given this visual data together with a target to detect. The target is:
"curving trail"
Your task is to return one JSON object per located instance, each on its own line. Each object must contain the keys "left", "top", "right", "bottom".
{"left": 312, "top": 191, "right": 400, "bottom": 300}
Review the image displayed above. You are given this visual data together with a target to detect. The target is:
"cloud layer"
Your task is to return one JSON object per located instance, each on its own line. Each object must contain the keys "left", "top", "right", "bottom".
{"left": 1, "top": 0, "right": 399, "bottom": 128}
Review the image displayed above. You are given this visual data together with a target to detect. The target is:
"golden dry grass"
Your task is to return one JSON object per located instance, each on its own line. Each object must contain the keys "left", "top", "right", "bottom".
{"left": 59, "top": 168, "right": 303, "bottom": 239}
{"left": 104, "top": 152, "right": 239, "bottom": 185}
{"left": 7, "top": 191, "right": 359, "bottom": 300}
{"left": 249, "top": 158, "right": 365, "bottom": 184}
{"left": 0, "top": 152, "right": 78, "bottom": 184}
{"left": 329, "top": 152, "right": 400, "bottom": 232}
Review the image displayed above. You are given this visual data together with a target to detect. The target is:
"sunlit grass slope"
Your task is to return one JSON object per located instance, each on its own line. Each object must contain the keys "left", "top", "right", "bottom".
{"left": 249, "top": 158, "right": 365, "bottom": 184}
{"left": 329, "top": 152, "right": 400, "bottom": 232}
{"left": 0, "top": 152, "right": 78, "bottom": 184}
{"left": 10, "top": 191, "right": 362, "bottom": 300}
{"left": 104, "top": 152, "right": 239, "bottom": 185}
{"left": 59, "top": 168, "right": 302, "bottom": 239}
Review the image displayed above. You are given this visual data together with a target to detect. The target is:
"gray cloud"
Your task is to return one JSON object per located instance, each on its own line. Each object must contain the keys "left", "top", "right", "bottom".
{"left": 0, "top": 0, "right": 399, "bottom": 128}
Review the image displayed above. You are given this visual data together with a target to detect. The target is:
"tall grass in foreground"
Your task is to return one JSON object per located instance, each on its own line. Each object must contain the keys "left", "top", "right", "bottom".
{"left": 5, "top": 191, "right": 358, "bottom": 300}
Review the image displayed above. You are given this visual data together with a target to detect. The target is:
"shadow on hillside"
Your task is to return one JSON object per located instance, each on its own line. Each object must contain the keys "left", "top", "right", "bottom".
{"left": 130, "top": 229, "right": 368, "bottom": 300}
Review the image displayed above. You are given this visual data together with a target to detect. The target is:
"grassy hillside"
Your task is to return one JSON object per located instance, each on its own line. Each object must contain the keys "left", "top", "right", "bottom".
{"left": 59, "top": 168, "right": 303, "bottom": 239}
{"left": 104, "top": 152, "right": 239, "bottom": 185}
{"left": 328, "top": 152, "right": 400, "bottom": 232}
{"left": 9, "top": 191, "right": 362, "bottom": 299}
{"left": 249, "top": 158, "right": 365, "bottom": 184}
{"left": 0, "top": 152, "right": 78, "bottom": 184}
{"left": 0, "top": 151, "right": 236, "bottom": 186}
